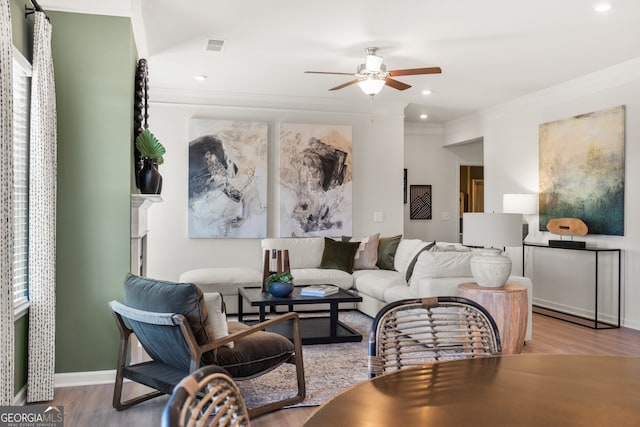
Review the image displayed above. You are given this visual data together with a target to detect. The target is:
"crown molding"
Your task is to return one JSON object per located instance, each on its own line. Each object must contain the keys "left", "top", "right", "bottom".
{"left": 38, "top": 0, "right": 131, "bottom": 17}
{"left": 149, "top": 86, "right": 407, "bottom": 117}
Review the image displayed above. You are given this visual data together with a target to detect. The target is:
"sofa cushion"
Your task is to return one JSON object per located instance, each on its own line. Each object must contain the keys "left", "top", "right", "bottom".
{"left": 214, "top": 321, "right": 294, "bottom": 378}
{"left": 405, "top": 241, "right": 436, "bottom": 282}
{"left": 320, "top": 237, "right": 360, "bottom": 273}
{"left": 383, "top": 284, "right": 412, "bottom": 303}
{"left": 345, "top": 233, "right": 380, "bottom": 270}
{"left": 261, "top": 237, "right": 325, "bottom": 269}
{"left": 290, "top": 268, "right": 354, "bottom": 289}
{"left": 352, "top": 269, "right": 405, "bottom": 301}
{"left": 408, "top": 251, "right": 474, "bottom": 295}
{"left": 377, "top": 235, "right": 402, "bottom": 270}
{"left": 179, "top": 267, "right": 261, "bottom": 294}
{"left": 430, "top": 242, "right": 472, "bottom": 252}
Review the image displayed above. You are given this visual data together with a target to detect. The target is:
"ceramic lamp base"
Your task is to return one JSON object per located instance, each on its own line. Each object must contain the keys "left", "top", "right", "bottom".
{"left": 470, "top": 248, "right": 512, "bottom": 288}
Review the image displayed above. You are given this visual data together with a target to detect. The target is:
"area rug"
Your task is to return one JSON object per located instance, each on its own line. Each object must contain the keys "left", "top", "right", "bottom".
{"left": 234, "top": 310, "right": 372, "bottom": 409}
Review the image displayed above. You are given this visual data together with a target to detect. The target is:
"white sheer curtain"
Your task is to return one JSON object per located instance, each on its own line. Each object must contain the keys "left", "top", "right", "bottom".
{"left": 0, "top": 0, "right": 15, "bottom": 406}
{"left": 27, "top": 11, "right": 57, "bottom": 403}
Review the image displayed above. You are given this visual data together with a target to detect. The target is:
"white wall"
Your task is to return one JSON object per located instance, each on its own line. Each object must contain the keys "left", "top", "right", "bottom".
{"left": 404, "top": 124, "right": 483, "bottom": 242}
{"left": 145, "top": 103, "right": 405, "bottom": 280}
{"left": 447, "top": 57, "right": 640, "bottom": 329}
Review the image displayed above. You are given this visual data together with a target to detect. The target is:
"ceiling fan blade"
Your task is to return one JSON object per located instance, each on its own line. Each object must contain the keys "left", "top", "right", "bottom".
{"left": 329, "top": 79, "right": 360, "bottom": 91}
{"left": 384, "top": 78, "right": 411, "bottom": 91}
{"left": 305, "top": 71, "right": 356, "bottom": 76}
{"left": 388, "top": 67, "right": 442, "bottom": 77}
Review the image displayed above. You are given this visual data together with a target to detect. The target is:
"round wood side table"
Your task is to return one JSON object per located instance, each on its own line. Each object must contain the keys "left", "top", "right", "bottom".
{"left": 458, "top": 282, "right": 528, "bottom": 354}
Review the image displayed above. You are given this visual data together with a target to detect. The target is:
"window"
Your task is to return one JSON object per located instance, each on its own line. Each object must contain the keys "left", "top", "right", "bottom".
{"left": 13, "top": 48, "right": 31, "bottom": 316}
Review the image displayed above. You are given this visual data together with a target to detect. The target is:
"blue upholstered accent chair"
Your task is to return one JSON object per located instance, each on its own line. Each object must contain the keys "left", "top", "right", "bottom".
{"left": 109, "top": 274, "right": 305, "bottom": 418}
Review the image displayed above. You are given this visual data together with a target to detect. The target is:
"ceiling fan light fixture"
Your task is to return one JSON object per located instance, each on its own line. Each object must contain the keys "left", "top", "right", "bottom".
{"left": 358, "top": 77, "right": 386, "bottom": 96}
{"left": 365, "top": 54, "right": 384, "bottom": 72}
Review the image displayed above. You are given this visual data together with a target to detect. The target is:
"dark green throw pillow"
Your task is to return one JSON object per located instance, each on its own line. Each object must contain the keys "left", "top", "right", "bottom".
{"left": 320, "top": 237, "right": 361, "bottom": 273}
{"left": 376, "top": 235, "right": 402, "bottom": 270}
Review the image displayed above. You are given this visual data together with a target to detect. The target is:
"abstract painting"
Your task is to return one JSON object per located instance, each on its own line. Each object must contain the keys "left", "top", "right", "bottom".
{"left": 539, "top": 105, "right": 625, "bottom": 236}
{"left": 188, "top": 119, "right": 268, "bottom": 238}
{"left": 410, "top": 185, "right": 432, "bottom": 220}
{"left": 279, "top": 123, "right": 352, "bottom": 237}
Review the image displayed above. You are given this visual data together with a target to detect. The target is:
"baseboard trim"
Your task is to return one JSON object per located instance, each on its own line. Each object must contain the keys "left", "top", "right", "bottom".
{"left": 54, "top": 370, "right": 116, "bottom": 388}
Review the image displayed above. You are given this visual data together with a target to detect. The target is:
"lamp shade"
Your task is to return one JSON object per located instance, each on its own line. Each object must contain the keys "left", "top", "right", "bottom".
{"left": 463, "top": 213, "right": 523, "bottom": 248}
{"left": 503, "top": 194, "right": 538, "bottom": 214}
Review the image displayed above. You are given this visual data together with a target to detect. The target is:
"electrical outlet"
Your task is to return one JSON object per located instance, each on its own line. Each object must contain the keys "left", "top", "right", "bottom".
{"left": 373, "top": 211, "right": 384, "bottom": 222}
{"left": 441, "top": 211, "right": 451, "bottom": 221}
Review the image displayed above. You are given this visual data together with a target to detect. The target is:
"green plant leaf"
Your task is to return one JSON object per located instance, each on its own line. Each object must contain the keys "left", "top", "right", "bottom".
{"left": 264, "top": 272, "right": 294, "bottom": 290}
{"left": 135, "top": 129, "right": 166, "bottom": 162}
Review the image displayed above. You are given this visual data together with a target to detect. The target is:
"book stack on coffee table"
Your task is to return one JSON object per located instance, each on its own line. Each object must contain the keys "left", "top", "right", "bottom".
{"left": 300, "top": 285, "right": 339, "bottom": 297}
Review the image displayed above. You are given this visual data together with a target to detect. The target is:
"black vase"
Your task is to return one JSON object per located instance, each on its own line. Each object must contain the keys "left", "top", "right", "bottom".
{"left": 138, "top": 158, "right": 162, "bottom": 194}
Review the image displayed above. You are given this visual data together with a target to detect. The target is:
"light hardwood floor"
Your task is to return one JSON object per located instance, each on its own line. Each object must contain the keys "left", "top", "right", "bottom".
{"left": 39, "top": 313, "right": 640, "bottom": 427}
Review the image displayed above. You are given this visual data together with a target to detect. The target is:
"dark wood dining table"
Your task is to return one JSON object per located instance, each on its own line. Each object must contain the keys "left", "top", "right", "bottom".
{"left": 303, "top": 354, "right": 640, "bottom": 426}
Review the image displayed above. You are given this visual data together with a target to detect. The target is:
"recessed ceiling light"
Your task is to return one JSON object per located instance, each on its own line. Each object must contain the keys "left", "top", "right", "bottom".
{"left": 420, "top": 114, "right": 428, "bottom": 120}
{"left": 593, "top": 2, "right": 612, "bottom": 13}
{"left": 421, "top": 90, "right": 432, "bottom": 96}
{"left": 194, "top": 75, "right": 207, "bottom": 81}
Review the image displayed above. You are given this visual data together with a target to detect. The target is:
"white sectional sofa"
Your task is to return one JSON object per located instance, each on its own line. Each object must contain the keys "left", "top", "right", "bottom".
{"left": 180, "top": 236, "right": 533, "bottom": 341}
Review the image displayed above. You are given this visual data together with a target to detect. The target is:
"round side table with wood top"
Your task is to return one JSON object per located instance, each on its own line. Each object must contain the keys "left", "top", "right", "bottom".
{"left": 458, "top": 282, "right": 528, "bottom": 354}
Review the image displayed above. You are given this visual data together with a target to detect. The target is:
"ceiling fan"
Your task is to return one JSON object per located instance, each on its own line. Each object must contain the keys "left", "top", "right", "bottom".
{"left": 305, "top": 47, "right": 442, "bottom": 96}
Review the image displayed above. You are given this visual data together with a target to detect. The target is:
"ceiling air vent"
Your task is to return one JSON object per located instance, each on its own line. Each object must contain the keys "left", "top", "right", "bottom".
{"left": 205, "top": 39, "right": 226, "bottom": 53}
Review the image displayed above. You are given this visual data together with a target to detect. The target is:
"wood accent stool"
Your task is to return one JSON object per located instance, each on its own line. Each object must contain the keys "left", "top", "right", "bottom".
{"left": 458, "top": 282, "right": 528, "bottom": 354}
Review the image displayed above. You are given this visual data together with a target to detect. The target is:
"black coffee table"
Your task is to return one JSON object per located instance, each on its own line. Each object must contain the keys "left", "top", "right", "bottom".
{"left": 237, "top": 286, "right": 363, "bottom": 345}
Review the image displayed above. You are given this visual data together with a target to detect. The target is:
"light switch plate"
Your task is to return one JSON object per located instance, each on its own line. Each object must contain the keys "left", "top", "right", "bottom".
{"left": 373, "top": 211, "right": 384, "bottom": 222}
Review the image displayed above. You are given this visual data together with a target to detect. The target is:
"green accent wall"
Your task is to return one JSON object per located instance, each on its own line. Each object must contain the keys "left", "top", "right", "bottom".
{"left": 50, "top": 11, "right": 135, "bottom": 372}
{"left": 9, "top": 0, "right": 33, "bottom": 60}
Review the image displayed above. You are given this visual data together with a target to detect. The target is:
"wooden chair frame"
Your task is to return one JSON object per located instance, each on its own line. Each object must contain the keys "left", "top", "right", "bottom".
{"left": 109, "top": 301, "right": 305, "bottom": 418}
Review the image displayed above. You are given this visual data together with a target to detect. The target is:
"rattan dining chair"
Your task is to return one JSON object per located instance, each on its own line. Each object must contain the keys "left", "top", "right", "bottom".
{"left": 162, "top": 365, "right": 250, "bottom": 427}
{"left": 368, "top": 296, "right": 501, "bottom": 378}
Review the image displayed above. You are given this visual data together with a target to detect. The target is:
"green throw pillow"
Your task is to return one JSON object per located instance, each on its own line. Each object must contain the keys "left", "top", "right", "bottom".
{"left": 320, "top": 238, "right": 361, "bottom": 273}
{"left": 377, "top": 235, "right": 402, "bottom": 270}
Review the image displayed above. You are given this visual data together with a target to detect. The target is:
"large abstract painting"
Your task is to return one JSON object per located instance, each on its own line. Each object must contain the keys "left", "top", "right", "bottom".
{"left": 188, "top": 119, "right": 268, "bottom": 238}
{"left": 539, "top": 105, "right": 625, "bottom": 236}
{"left": 280, "top": 123, "right": 352, "bottom": 237}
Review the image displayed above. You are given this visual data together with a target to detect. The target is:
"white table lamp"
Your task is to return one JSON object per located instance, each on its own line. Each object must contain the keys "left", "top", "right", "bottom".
{"left": 503, "top": 193, "right": 538, "bottom": 240}
{"left": 463, "top": 212, "right": 523, "bottom": 287}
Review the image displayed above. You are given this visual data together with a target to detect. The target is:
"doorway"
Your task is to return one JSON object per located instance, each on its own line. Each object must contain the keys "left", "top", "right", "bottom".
{"left": 459, "top": 165, "right": 484, "bottom": 242}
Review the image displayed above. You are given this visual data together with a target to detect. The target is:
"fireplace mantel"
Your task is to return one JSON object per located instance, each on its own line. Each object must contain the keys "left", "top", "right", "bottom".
{"left": 130, "top": 194, "right": 162, "bottom": 276}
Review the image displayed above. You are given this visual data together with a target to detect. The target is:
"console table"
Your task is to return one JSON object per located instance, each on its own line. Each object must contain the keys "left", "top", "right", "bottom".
{"left": 522, "top": 243, "right": 621, "bottom": 329}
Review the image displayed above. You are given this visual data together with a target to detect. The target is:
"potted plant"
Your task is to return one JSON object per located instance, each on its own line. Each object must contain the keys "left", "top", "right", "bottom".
{"left": 264, "top": 272, "right": 294, "bottom": 297}
{"left": 135, "top": 128, "right": 166, "bottom": 194}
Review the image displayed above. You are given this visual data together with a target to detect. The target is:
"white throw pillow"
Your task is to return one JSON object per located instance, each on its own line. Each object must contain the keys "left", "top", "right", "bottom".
{"left": 203, "top": 292, "right": 232, "bottom": 347}
{"left": 394, "top": 239, "right": 429, "bottom": 276}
